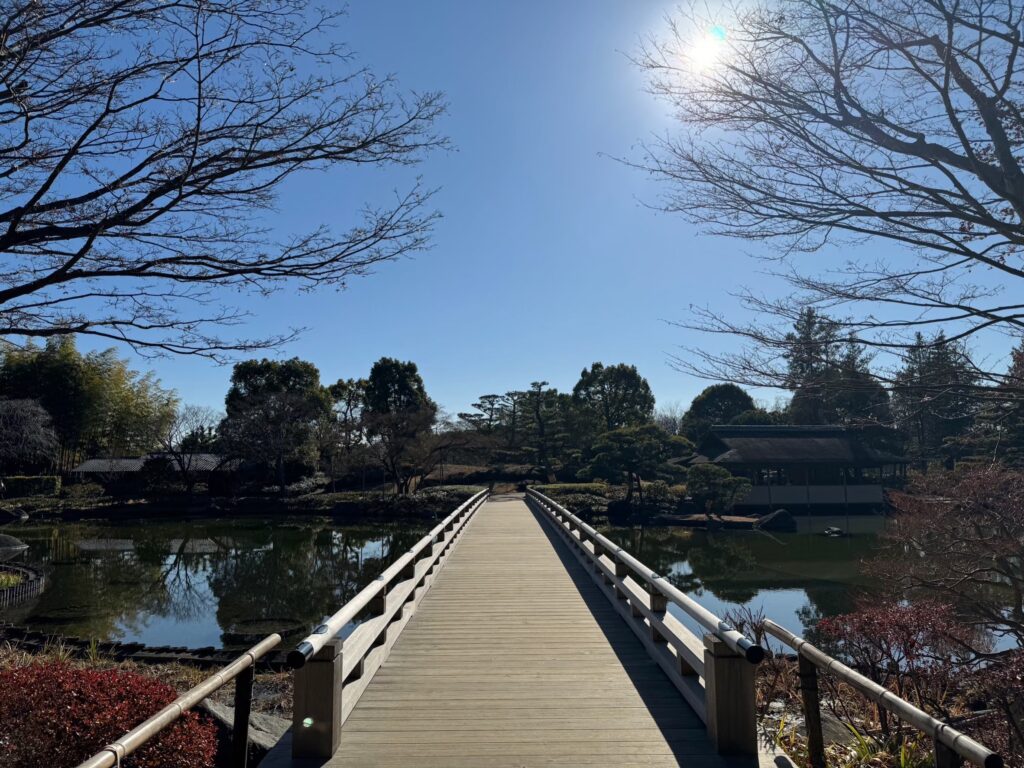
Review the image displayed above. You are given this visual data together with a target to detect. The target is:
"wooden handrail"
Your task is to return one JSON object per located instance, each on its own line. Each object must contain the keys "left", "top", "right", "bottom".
{"left": 75, "top": 633, "right": 282, "bottom": 768}
{"left": 288, "top": 488, "right": 488, "bottom": 667}
{"left": 289, "top": 489, "right": 489, "bottom": 758}
{"left": 526, "top": 487, "right": 762, "bottom": 758}
{"left": 764, "top": 620, "right": 1003, "bottom": 768}
{"left": 527, "top": 488, "right": 764, "bottom": 662}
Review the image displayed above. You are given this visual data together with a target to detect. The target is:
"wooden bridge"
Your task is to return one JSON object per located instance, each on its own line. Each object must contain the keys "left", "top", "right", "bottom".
{"left": 76, "top": 489, "right": 1003, "bottom": 768}
{"left": 263, "top": 490, "right": 770, "bottom": 768}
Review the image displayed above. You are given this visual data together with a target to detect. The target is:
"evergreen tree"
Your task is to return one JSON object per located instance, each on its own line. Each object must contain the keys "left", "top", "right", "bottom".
{"left": 782, "top": 310, "right": 890, "bottom": 426}
{"left": 680, "top": 384, "right": 755, "bottom": 444}
{"left": 957, "top": 340, "right": 1024, "bottom": 465}
{"left": 572, "top": 363, "right": 655, "bottom": 432}
{"left": 221, "top": 358, "right": 329, "bottom": 492}
{"left": 892, "top": 333, "right": 979, "bottom": 463}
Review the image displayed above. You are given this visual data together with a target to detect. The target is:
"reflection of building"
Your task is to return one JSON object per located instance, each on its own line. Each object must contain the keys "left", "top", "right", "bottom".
{"left": 690, "top": 425, "right": 907, "bottom": 511}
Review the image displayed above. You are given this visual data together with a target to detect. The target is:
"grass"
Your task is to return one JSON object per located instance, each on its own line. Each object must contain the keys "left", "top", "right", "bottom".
{"left": 0, "top": 572, "right": 23, "bottom": 588}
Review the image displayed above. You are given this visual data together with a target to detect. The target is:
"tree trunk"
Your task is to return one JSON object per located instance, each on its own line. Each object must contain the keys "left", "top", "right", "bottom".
{"left": 276, "top": 453, "right": 286, "bottom": 496}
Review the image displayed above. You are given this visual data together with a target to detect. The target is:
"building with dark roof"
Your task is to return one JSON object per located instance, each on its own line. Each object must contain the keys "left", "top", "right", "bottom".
{"left": 690, "top": 425, "right": 907, "bottom": 511}
{"left": 71, "top": 453, "right": 239, "bottom": 476}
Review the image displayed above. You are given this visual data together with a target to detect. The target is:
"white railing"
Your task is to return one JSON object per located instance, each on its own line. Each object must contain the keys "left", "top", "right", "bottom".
{"left": 287, "top": 489, "right": 489, "bottom": 758}
{"left": 526, "top": 487, "right": 764, "bottom": 758}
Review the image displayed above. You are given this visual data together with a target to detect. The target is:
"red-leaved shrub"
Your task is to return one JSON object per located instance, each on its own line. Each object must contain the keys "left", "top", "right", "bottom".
{"left": 816, "top": 600, "right": 982, "bottom": 737}
{"left": 0, "top": 661, "right": 217, "bottom": 768}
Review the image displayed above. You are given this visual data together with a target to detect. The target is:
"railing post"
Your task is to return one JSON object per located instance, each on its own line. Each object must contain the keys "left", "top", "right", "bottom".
{"left": 798, "top": 654, "right": 826, "bottom": 768}
{"left": 703, "top": 634, "right": 757, "bottom": 759}
{"left": 292, "top": 639, "right": 343, "bottom": 759}
{"left": 231, "top": 664, "right": 255, "bottom": 768}
{"left": 935, "top": 740, "right": 964, "bottom": 768}
{"left": 649, "top": 588, "right": 667, "bottom": 643}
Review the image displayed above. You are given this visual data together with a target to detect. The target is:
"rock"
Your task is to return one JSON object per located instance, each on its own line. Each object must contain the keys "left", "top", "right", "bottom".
{"left": 797, "top": 708, "right": 858, "bottom": 746}
{"left": 200, "top": 699, "right": 290, "bottom": 760}
{"left": 755, "top": 508, "right": 797, "bottom": 532}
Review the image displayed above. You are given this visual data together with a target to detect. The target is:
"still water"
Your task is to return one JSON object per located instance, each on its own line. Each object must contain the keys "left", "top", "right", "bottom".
{"left": 1, "top": 518, "right": 427, "bottom": 649}
{"left": 1, "top": 514, "right": 885, "bottom": 649}
{"left": 600, "top": 515, "right": 886, "bottom": 640}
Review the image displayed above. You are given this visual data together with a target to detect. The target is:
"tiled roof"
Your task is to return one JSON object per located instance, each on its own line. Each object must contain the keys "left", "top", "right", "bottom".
{"left": 71, "top": 453, "right": 238, "bottom": 473}
{"left": 692, "top": 425, "right": 905, "bottom": 466}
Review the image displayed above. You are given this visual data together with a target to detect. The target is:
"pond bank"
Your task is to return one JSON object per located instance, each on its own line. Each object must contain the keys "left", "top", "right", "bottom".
{"left": 0, "top": 485, "right": 483, "bottom": 524}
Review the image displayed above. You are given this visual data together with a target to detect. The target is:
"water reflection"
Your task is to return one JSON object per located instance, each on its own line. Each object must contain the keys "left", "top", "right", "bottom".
{"left": 1, "top": 515, "right": 886, "bottom": 649}
{"left": 1, "top": 519, "right": 426, "bottom": 649}
{"left": 600, "top": 515, "right": 885, "bottom": 636}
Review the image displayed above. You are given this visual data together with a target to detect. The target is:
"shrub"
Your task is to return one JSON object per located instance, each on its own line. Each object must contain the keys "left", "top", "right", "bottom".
{"left": 815, "top": 600, "right": 981, "bottom": 734}
{"left": 61, "top": 481, "right": 106, "bottom": 500}
{"left": 262, "top": 472, "right": 327, "bottom": 496}
{"left": 3, "top": 475, "right": 60, "bottom": 497}
{"left": 642, "top": 480, "right": 674, "bottom": 505}
{"left": 533, "top": 482, "right": 610, "bottom": 497}
{"left": 0, "top": 661, "right": 217, "bottom": 768}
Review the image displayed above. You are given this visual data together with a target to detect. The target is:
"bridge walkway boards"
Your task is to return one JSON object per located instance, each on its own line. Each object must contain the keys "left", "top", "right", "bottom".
{"left": 273, "top": 494, "right": 749, "bottom": 768}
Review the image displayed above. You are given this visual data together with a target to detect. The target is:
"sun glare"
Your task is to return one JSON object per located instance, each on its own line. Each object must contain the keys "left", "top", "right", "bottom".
{"left": 687, "top": 25, "right": 728, "bottom": 73}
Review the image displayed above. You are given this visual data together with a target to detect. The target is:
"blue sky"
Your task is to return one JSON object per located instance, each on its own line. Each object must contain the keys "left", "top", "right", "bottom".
{"left": 85, "top": 0, "right": 995, "bottom": 415}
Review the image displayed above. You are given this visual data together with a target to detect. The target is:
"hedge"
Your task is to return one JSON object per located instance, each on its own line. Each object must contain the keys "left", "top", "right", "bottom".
{"left": 3, "top": 475, "right": 61, "bottom": 497}
{"left": 0, "top": 661, "right": 217, "bottom": 768}
{"left": 532, "top": 482, "right": 611, "bottom": 497}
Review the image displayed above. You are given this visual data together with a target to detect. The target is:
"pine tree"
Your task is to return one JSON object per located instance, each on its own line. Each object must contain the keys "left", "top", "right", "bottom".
{"left": 892, "top": 333, "right": 979, "bottom": 463}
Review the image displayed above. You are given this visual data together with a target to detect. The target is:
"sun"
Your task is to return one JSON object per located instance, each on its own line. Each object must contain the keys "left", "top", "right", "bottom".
{"left": 688, "top": 25, "right": 729, "bottom": 73}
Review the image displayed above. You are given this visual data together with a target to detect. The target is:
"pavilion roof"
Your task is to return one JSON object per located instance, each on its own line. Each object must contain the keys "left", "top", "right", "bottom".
{"left": 690, "top": 425, "right": 905, "bottom": 467}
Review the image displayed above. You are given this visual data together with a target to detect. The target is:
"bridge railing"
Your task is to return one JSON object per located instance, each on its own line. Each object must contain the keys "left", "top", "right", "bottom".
{"left": 287, "top": 488, "right": 489, "bottom": 759}
{"left": 764, "top": 620, "right": 1003, "bottom": 768}
{"left": 526, "top": 487, "right": 765, "bottom": 758}
{"left": 75, "top": 634, "right": 282, "bottom": 768}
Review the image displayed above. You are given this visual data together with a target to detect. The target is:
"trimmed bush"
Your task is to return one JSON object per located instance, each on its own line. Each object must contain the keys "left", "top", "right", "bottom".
{"left": 0, "top": 661, "right": 217, "bottom": 768}
{"left": 3, "top": 475, "right": 60, "bottom": 497}
{"left": 533, "top": 482, "right": 610, "bottom": 497}
{"left": 61, "top": 481, "right": 106, "bottom": 500}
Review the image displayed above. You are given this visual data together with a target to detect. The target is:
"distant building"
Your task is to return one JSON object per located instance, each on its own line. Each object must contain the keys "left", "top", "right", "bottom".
{"left": 689, "top": 425, "right": 907, "bottom": 511}
{"left": 71, "top": 453, "right": 239, "bottom": 477}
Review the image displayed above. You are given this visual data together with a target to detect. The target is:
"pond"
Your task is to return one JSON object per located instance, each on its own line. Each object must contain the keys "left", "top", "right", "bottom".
{"left": 601, "top": 514, "right": 886, "bottom": 639}
{"left": 0, "top": 513, "right": 885, "bottom": 649}
{"left": 0, "top": 518, "right": 427, "bottom": 649}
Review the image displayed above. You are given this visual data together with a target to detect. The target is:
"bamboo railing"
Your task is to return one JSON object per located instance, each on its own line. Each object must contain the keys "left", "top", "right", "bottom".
{"left": 75, "top": 634, "right": 282, "bottom": 768}
{"left": 763, "top": 620, "right": 1003, "bottom": 768}
{"left": 526, "top": 487, "right": 765, "bottom": 758}
{"left": 287, "top": 489, "right": 489, "bottom": 758}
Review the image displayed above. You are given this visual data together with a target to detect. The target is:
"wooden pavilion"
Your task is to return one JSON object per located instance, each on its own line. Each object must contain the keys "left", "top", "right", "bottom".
{"left": 689, "top": 425, "right": 907, "bottom": 511}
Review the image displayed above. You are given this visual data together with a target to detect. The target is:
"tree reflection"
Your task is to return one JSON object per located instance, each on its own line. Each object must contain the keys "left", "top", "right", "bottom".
{"left": 601, "top": 524, "right": 881, "bottom": 623}
{"left": 3, "top": 520, "right": 426, "bottom": 647}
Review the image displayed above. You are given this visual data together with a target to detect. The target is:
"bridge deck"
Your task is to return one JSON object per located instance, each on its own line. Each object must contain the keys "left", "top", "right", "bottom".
{"left": 268, "top": 495, "right": 751, "bottom": 768}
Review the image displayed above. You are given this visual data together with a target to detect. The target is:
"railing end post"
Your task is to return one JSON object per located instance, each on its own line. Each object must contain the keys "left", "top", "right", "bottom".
{"left": 292, "top": 639, "right": 343, "bottom": 759}
{"left": 703, "top": 633, "right": 757, "bottom": 760}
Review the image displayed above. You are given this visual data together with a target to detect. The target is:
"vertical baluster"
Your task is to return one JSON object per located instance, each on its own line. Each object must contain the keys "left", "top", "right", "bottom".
{"left": 798, "top": 654, "right": 826, "bottom": 768}
{"left": 934, "top": 740, "right": 963, "bottom": 768}
{"left": 230, "top": 664, "right": 254, "bottom": 768}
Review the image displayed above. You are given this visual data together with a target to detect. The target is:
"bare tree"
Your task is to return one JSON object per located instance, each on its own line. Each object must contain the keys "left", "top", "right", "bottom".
{"left": 0, "top": 1, "right": 445, "bottom": 356}
{"left": 0, "top": 397, "right": 56, "bottom": 471}
{"left": 636, "top": 0, "right": 1024, "bottom": 387}
{"left": 157, "top": 402, "right": 221, "bottom": 497}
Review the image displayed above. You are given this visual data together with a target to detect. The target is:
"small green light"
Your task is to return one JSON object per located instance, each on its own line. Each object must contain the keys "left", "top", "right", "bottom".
{"left": 302, "top": 717, "right": 314, "bottom": 728}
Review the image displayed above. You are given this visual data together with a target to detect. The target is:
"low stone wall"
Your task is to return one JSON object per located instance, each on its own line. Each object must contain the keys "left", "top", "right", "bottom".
{"left": 0, "top": 564, "right": 45, "bottom": 609}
